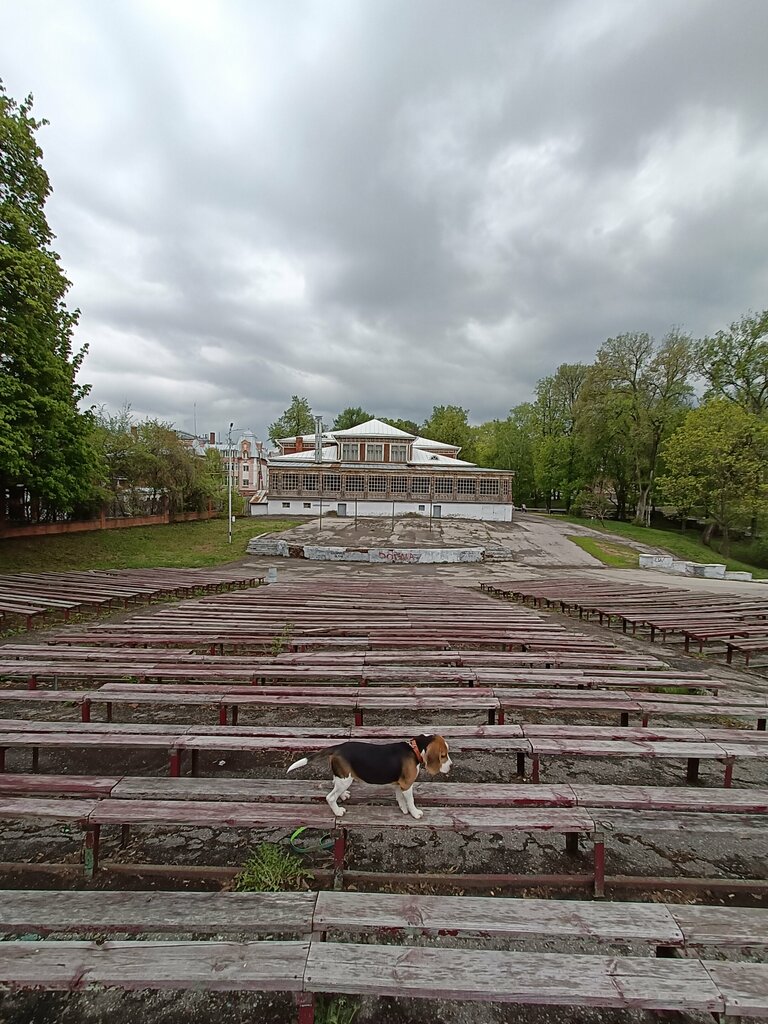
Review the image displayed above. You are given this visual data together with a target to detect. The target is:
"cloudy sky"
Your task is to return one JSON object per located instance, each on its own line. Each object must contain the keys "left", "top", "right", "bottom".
{"left": 3, "top": 0, "right": 767, "bottom": 441}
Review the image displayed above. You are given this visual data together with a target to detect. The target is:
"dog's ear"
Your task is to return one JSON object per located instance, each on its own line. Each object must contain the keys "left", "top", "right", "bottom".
{"left": 424, "top": 737, "right": 442, "bottom": 775}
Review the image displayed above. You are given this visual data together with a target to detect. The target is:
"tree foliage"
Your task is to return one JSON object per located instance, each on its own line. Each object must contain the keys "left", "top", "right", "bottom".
{"left": 380, "top": 416, "right": 420, "bottom": 435}
{"left": 697, "top": 309, "right": 768, "bottom": 415}
{"left": 332, "top": 406, "right": 372, "bottom": 430}
{"left": 93, "top": 407, "right": 223, "bottom": 516}
{"left": 0, "top": 82, "right": 100, "bottom": 522}
{"left": 268, "top": 395, "right": 315, "bottom": 444}
{"left": 421, "top": 405, "right": 476, "bottom": 460}
{"left": 658, "top": 400, "right": 768, "bottom": 553}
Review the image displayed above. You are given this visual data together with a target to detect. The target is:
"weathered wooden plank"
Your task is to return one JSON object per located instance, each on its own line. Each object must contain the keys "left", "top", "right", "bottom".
{"left": 0, "top": 797, "right": 98, "bottom": 822}
{"left": 703, "top": 960, "right": 768, "bottom": 1016}
{"left": 0, "top": 774, "right": 119, "bottom": 797}
{"left": 0, "top": 940, "right": 308, "bottom": 991}
{"left": 304, "top": 944, "right": 724, "bottom": 1009}
{"left": 314, "top": 892, "right": 684, "bottom": 945}
{"left": 594, "top": 810, "right": 768, "bottom": 836}
{"left": 672, "top": 906, "right": 768, "bottom": 948}
{"left": 572, "top": 785, "right": 768, "bottom": 813}
{"left": 334, "top": 806, "right": 596, "bottom": 833}
{"left": 90, "top": 798, "right": 334, "bottom": 829}
{"left": 0, "top": 891, "right": 316, "bottom": 935}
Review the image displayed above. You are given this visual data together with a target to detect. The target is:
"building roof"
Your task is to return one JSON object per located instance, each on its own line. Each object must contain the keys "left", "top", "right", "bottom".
{"left": 411, "top": 435, "right": 460, "bottom": 452}
{"left": 332, "top": 418, "right": 416, "bottom": 439}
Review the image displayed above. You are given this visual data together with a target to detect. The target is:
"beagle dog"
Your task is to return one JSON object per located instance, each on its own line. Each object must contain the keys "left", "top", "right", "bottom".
{"left": 287, "top": 733, "right": 452, "bottom": 819}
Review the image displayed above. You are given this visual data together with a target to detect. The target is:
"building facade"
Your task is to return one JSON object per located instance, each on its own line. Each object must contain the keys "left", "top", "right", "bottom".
{"left": 267, "top": 419, "right": 513, "bottom": 521}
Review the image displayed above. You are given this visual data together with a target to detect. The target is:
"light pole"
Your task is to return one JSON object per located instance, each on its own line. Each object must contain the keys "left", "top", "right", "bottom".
{"left": 227, "top": 421, "right": 234, "bottom": 545}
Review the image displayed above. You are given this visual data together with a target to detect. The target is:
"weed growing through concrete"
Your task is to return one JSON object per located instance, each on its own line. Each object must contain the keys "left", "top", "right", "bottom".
{"left": 270, "top": 621, "right": 295, "bottom": 656}
{"left": 315, "top": 995, "right": 360, "bottom": 1024}
{"left": 234, "top": 843, "right": 313, "bottom": 892}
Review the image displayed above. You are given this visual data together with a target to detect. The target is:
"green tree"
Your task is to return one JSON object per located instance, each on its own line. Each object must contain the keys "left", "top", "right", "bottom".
{"left": 475, "top": 406, "right": 536, "bottom": 504}
{"left": 658, "top": 400, "right": 768, "bottom": 554}
{"left": 268, "top": 395, "right": 315, "bottom": 444}
{"left": 583, "top": 330, "right": 694, "bottom": 525}
{"left": 532, "top": 363, "right": 588, "bottom": 511}
{"left": 697, "top": 309, "right": 768, "bottom": 416}
{"left": 380, "top": 416, "right": 420, "bottom": 435}
{"left": 0, "top": 82, "right": 100, "bottom": 523}
{"left": 421, "top": 405, "right": 476, "bottom": 460}
{"left": 332, "top": 406, "right": 372, "bottom": 430}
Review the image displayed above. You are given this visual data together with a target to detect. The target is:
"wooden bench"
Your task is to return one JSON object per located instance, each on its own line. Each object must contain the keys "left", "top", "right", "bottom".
{"left": 1, "top": 719, "right": 763, "bottom": 786}
{"left": 726, "top": 635, "right": 768, "bottom": 667}
{"left": 2, "top": 890, "right": 768, "bottom": 1021}
{"left": 2, "top": 778, "right": 768, "bottom": 893}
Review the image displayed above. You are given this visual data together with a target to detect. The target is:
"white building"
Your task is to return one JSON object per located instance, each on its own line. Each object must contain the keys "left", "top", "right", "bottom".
{"left": 265, "top": 418, "right": 513, "bottom": 521}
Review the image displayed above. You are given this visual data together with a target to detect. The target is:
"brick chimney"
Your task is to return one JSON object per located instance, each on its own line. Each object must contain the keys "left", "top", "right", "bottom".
{"left": 209, "top": 431, "right": 216, "bottom": 444}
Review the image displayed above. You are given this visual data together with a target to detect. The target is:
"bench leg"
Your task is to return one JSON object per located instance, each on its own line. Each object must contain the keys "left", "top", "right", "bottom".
{"left": 565, "top": 832, "right": 579, "bottom": 855}
{"left": 31, "top": 746, "right": 39, "bottom": 773}
{"left": 724, "top": 758, "right": 734, "bottom": 788}
{"left": 620, "top": 712, "right": 629, "bottom": 728}
{"left": 81, "top": 700, "right": 91, "bottom": 723}
{"left": 170, "top": 749, "right": 182, "bottom": 777}
{"left": 84, "top": 825, "right": 100, "bottom": 878}
{"left": 0, "top": 747, "right": 5, "bottom": 773}
{"left": 333, "top": 829, "right": 347, "bottom": 890}
{"left": 191, "top": 751, "right": 200, "bottom": 778}
{"left": 531, "top": 753, "right": 540, "bottom": 784}
{"left": 593, "top": 832, "right": 605, "bottom": 898}
{"left": 120, "top": 824, "right": 130, "bottom": 848}
{"left": 487, "top": 709, "right": 495, "bottom": 725}
{"left": 686, "top": 757, "right": 700, "bottom": 784}
{"left": 497, "top": 709, "right": 505, "bottom": 725}
{"left": 106, "top": 702, "right": 113, "bottom": 723}
{"left": 758, "top": 718, "right": 766, "bottom": 732}
{"left": 354, "top": 710, "right": 363, "bottom": 727}
{"left": 295, "top": 992, "right": 315, "bottom": 1024}
{"left": 231, "top": 706, "right": 239, "bottom": 726}
{"left": 516, "top": 752, "right": 526, "bottom": 778}
{"left": 219, "top": 705, "right": 228, "bottom": 726}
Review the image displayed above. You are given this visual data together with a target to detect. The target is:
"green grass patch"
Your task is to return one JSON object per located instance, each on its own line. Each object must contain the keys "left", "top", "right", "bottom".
{"left": 567, "top": 535, "right": 639, "bottom": 568}
{"left": 0, "top": 517, "right": 301, "bottom": 573}
{"left": 555, "top": 515, "right": 768, "bottom": 579}
{"left": 315, "top": 996, "right": 360, "bottom": 1024}
{"left": 233, "top": 843, "right": 313, "bottom": 892}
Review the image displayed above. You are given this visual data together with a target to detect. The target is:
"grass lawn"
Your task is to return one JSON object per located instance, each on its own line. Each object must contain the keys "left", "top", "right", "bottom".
{"left": 0, "top": 517, "right": 301, "bottom": 573}
{"left": 557, "top": 515, "right": 768, "bottom": 579}
{"left": 567, "top": 535, "right": 639, "bottom": 569}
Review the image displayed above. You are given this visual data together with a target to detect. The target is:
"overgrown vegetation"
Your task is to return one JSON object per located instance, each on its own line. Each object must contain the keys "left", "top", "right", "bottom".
{"left": 0, "top": 517, "right": 299, "bottom": 572}
{"left": 234, "top": 843, "right": 313, "bottom": 892}
{"left": 560, "top": 516, "right": 768, "bottom": 578}
{"left": 314, "top": 995, "right": 360, "bottom": 1024}
{"left": 271, "top": 622, "right": 295, "bottom": 656}
{"left": 567, "top": 535, "right": 639, "bottom": 569}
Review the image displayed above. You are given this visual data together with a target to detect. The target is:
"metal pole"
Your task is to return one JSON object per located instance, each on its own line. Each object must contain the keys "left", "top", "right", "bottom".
{"left": 227, "top": 422, "right": 233, "bottom": 544}
{"left": 355, "top": 498, "right": 358, "bottom": 529}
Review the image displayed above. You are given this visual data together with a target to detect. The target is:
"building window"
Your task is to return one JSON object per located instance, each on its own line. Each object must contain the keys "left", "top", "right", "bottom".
{"left": 303, "top": 502, "right": 311, "bottom": 509}
{"left": 391, "top": 476, "right": 408, "bottom": 493}
{"left": 368, "top": 475, "right": 387, "bottom": 493}
{"left": 502, "top": 478, "right": 511, "bottom": 496}
{"left": 282, "top": 473, "right": 300, "bottom": 492}
{"left": 365, "top": 443, "right": 383, "bottom": 461}
{"left": 412, "top": 476, "right": 430, "bottom": 494}
{"left": 479, "top": 479, "right": 500, "bottom": 496}
{"left": 434, "top": 478, "right": 453, "bottom": 495}
{"left": 341, "top": 443, "right": 360, "bottom": 461}
{"left": 457, "top": 478, "right": 476, "bottom": 495}
{"left": 281, "top": 501, "right": 291, "bottom": 508}
{"left": 345, "top": 475, "right": 364, "bottom": 491}
{"left": 322, "top": 474, "right": 341, "bottom": 492}
{"left": 418, "top": 504, "right": 426, "bottom": 511}
{"left": 302, "top": 473, "right": 318, "bottom": 491}
{"left": 390, "top": 444, "right": 407, "bottom": 462}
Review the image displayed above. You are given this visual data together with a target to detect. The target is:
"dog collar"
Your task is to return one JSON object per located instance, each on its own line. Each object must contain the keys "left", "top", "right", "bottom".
{"left": 409, "top": 739, "right": 425, "bottom": 765}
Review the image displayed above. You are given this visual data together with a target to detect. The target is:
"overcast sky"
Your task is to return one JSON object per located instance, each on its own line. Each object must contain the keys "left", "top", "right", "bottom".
{"left": 3, "top": 0, "right": 767, "bottom": 441}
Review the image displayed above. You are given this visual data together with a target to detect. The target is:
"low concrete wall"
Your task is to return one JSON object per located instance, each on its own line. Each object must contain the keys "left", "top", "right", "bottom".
{"left": 247, "top": 536, "right": 485, "bottom": 563}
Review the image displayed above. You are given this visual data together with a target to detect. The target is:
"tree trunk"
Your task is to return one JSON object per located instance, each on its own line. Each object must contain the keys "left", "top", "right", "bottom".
{"left": 701, "top": 522, "right": 716, "bottom": 547}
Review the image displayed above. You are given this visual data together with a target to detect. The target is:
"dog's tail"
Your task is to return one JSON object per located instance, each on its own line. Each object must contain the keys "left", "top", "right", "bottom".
{"left": 286, "top": 746, "right": 338, "bottom": 774}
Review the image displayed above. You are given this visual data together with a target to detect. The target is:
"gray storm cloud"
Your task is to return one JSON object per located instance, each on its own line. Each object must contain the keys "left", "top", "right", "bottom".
{"left": 2, "top": 0, "right": 767, "bottom": 439}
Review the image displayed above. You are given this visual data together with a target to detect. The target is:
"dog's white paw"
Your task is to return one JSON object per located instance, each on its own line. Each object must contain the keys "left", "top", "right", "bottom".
{"left": 331, "top": 805, "right": 346, "bottom": 816}
{"left": 341, "top": 791, "right": 351, "bottom": 801}
{"left": 400, "top": 804, "right": 409, "bottom": 814}
{"left": 409, "top": 808, "right": 424, "bottom": 820}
